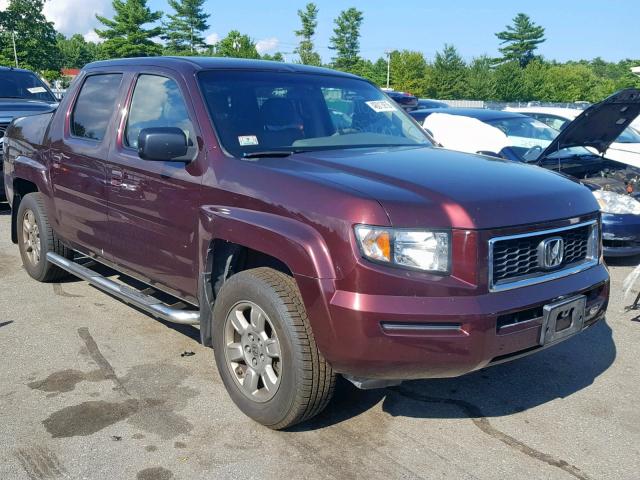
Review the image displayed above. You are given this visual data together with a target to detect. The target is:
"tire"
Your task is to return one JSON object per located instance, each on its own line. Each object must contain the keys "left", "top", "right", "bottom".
{"left": 212, "top": 267, "right": 336, "bottom": 429}
{"left": 17, "top": 192, "right": 72, "bottom": 282}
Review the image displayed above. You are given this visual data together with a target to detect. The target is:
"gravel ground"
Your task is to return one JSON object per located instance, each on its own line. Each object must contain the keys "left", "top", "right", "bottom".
{"left": 0, "top": 202, "right": 638, "bottom": 480}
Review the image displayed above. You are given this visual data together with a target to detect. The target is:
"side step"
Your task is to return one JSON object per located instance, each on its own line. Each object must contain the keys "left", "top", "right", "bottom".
{"left": 46, "top": 252, "right": 200, "bottom": 325}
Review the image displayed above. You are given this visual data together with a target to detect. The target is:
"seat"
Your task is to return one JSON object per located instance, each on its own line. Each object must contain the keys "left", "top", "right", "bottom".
{"left": 259, "top": 98, "right": 304, "bottom": 148}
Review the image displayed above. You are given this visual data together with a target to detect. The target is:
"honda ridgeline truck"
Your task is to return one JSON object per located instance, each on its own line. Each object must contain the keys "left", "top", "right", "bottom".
{"left": 2, "top": 58, "right": 610, "bottom": 429}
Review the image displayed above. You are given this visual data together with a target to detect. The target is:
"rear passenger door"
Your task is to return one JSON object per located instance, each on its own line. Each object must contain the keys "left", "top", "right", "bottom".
{"left": 106, "top": 71, "right": 204, "bottom": 302}
{"left": 50, "top": 72, "right": 124, "bottom": 258}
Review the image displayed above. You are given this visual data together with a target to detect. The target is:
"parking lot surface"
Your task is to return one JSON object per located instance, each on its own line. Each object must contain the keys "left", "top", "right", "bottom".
{"left": 0, "top": 203, "right": 638, "bottom": 480}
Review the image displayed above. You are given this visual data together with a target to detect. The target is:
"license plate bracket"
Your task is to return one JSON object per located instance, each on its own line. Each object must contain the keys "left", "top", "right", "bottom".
{"left": 540, "top": 295, "right": 586, "bottom": 346}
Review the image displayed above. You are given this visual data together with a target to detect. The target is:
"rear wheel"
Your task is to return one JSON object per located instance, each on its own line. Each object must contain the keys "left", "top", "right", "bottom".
{"left": 17, "top": 193, "right": 71, "bottom": 282}
{"left": 213, "top": 267, "right": 335, "bottom": 429}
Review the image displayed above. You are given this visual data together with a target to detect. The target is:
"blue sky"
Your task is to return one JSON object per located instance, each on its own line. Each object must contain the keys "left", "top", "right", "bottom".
{"left": 144, "top": 0, "right": 639, "bottom": 62}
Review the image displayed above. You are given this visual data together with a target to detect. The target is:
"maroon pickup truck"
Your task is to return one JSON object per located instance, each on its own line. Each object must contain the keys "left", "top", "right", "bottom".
{"left": 2, "top": 57, "right": 609, "bottom": 429}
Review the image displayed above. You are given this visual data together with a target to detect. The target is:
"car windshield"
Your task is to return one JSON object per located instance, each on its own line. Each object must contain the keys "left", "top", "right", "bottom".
{"left": 617, "top": 126, "right": 640, "bottom": 144}
{"left": 0, "top": 70, "right": 56, "bottom": 102}
{"left": 198, "top": 70, "right": 431, "bottom": 157}
{"left": 485, "top": 116, "right": 592, "bottom": 161}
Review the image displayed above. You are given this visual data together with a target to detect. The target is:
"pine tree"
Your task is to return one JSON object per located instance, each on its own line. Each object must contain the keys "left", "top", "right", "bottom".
{"left": 294, "top": 3, "right": 321, "bottom": 66}
{"left": 329, "top": 7, "right": 363, "bottom": 72}
{"left": 430, "top": 44, "right": 467, "bottom": 99}
{"left": 162, "top": 0, "right": 210, "bottom": 54}
{"left": 495, "top": 13, "right": 546, "bottom": 67}
{"left": 0, "top": 0, "right": 60, "bottom": 71}
{"left": 95, "top": 0, "right": 163, "bottom": 58}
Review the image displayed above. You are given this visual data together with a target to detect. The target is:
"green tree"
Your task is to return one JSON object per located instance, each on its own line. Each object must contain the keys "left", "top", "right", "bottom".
{"left": 95, "top": 0, "right": 163, "bottom": 58}
{"left": 329, "top": 7, "right": 363, "bottom": 72}
{"left": 389, "top": 50, "right": 428, "bottom": 96}
{"left": 0, "top": 0, "right": 60, "bottom": 71}
{"left": 465, "top": 56, "right": 496, "bottom": 100}
{"left": 494, "top": 61, "right": 526, "bottom": 101}
{"left": 495, "top": 13, "right": 545, "bottom": 67}
{"left": 294, "top": 3, "right": 321, "bottom": 66}
{"left": 430, "top": 44, "right": 467, "bottom": 99}
{"left": 215, "top": 30, "right": 259, "bottom": 59}
{"left": 162, "top": 0, "right": 209, "bottom": 54}
{"left": 57, "top": 34, "right": 100, "bottom": 68}
{"left": 261, "top": 52, "right": 285, "bottom": 62}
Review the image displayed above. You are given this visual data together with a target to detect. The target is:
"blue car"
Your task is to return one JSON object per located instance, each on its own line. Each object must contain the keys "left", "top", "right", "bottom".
{"left": 409, "top": 89, "right": 640, "bottom": 257}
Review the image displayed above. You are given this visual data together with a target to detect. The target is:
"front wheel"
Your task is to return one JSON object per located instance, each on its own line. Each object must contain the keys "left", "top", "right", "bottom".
{"left": 17, "top": 193, "right": 71, "bottom": 282}
{"left": 212, "top": 268, "right": 336, "bottom": 429}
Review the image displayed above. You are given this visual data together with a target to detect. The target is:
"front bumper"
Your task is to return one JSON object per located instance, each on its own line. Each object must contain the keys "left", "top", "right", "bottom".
{"left": 602, "top": 213, "right": 640, "bottom": 256}
{"left": 299, "top": 264, "right": 609, "bottom": 380}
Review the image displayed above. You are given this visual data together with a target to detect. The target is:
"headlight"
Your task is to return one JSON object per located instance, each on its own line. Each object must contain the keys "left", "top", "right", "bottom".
{"left": 354, "top": 225, "right": 450, "bottom": 273}
{"left": 592, "top": 190, "right": 640, "bottom": 215}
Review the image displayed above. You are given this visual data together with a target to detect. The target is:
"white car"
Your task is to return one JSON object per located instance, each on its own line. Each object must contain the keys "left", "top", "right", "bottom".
{"left": 505, "top": 106, "right": 640, "bottom": 169}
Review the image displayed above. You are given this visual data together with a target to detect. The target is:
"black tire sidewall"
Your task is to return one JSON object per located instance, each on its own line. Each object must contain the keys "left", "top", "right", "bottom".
{"left": 212, "top": 272, "right": 303, "bottom": 427}
{"left": 17, "top": 194, "right": 48, "bottom": 281}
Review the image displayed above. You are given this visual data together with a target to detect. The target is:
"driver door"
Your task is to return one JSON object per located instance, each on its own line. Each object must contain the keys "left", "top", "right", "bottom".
{"left": 106, "top": 71, "right": 204, "bottom": 302}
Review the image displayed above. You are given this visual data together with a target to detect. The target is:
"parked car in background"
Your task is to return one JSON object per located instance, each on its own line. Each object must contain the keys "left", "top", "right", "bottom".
{"left": 3, "top": 57, "right": 609, "bottom": 428}
{"left": 383, "top": 89, "right": 418, "bottom": 110}
{"left": 413, "top": 89, "right": 640, "bottom": 256}
{"left": 417, "top": 98, "right": 448, "bottom": 110}
{"left": 505, "top": 106, "right": 640, "bottom": 169}
{"left": 0, "top": 67, "right": 58, "bottom": 201}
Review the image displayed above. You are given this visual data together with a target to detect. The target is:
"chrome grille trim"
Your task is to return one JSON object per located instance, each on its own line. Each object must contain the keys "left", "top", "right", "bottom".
{"left": 489, "top": 220, "right": 599, "bottom": 292}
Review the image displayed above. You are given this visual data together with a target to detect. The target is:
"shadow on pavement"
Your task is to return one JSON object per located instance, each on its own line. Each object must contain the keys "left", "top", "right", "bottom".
{"left": 605, "top": 254, "right": 640, "bottom": 267}
{"left": 295, "top": 320, "right": 615, "bottom": 430}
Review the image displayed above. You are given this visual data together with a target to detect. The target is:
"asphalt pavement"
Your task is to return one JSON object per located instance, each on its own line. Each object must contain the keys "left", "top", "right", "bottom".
{"left": 0, "top": 202, "right": 638, "bottom": 480}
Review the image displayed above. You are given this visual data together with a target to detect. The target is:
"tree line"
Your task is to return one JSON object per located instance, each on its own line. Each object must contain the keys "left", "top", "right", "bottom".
{"left": 0, "top": 0, "right": 638, "bottom": 103}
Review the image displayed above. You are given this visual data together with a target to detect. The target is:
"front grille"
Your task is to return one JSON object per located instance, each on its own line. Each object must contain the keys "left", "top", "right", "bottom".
{"left": 489, "top": 221, "right": 597, "bottom": 291}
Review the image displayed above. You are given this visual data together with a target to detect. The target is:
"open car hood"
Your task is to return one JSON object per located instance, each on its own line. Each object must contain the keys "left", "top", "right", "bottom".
{"left": 539, "top": 88, "right": 640, "bottom": 160}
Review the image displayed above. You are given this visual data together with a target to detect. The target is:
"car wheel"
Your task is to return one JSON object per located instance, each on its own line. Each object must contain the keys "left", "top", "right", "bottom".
{"left": 17, "top": 192, "right": 71, "bottom": 282}
{"left": 213, "top": 267, "right": 336, "bottom": 429}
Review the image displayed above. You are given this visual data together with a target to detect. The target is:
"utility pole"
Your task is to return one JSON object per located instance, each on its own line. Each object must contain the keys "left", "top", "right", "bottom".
{"left": 385, "top": 49, "right": 392, "bottom": 89}
{"left": 12, "top": 31, "right": 19, "bottom": 68}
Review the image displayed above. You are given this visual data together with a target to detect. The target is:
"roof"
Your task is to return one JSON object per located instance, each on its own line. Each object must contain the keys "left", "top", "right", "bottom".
{"left": 61, "top": 68, "right": 81, "bottom": 76}
{"left": 0, "top": 66, "right": 39, "bottom": 74}
{"left": 411, "top": 107, "right": 526, "bottom": 121}
{"left": 504, "top": 106, "right": 581, "bottom": 119}
{"left": 84, "top": 56, "right": 359, "bottom": 78}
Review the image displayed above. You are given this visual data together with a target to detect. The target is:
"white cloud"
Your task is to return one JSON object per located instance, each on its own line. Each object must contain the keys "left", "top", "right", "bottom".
{"left": 205, "top": 32, "right": 220, "bottom": 46}
{"left": 84, "top": 30, "right": 102, "bottom": 44}
{"left": 43, "top": 0, "right": 113, "bottom": 38}
{"left": 256, "top": 37, "right": 279, "bottom": 55}
{"left": 0, "top": 0, "right": 9, "bottom": 11}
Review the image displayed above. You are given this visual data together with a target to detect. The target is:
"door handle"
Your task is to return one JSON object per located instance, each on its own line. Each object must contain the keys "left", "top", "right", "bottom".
{"left": 110, "top": 168, "right": 123, "bottom": 187}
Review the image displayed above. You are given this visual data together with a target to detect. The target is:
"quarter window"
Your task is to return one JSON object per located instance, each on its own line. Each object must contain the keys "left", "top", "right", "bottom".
{"left": 125, "top": 74, "right": 196, "bottom": 159}
{"left": 71, "top": 74, "right": 122, "bottom": 141}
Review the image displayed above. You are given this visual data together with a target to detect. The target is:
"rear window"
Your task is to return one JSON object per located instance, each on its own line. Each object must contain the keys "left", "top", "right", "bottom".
{"left": 71, "top": 74, "right": 122, "bottom": 141}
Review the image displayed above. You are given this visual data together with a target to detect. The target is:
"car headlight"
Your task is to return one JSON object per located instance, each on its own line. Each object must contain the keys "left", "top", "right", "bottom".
{"left": 354, "top": 225, "right": 450, "bottom": 273}
{"left": 592, "top": 190, "right": 640, "bottom": 215}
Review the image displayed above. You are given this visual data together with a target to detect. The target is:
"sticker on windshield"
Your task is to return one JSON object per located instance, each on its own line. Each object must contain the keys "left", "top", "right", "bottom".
{"left": 238, "top": 135, "right": 259, "bottom": 146}
{"left": 27, "top": 87, "right": 47, "bottom": 94}
{"left": 366, "top": 100, "right": 396, "bottom": 113}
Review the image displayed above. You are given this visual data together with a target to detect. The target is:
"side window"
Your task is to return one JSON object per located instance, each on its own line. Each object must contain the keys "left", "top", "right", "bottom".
{"left": 71, "top": 74, "right": 123, "bottom": 141}
{"left": 125, "top": 75, "right": 196, "bottom": 159}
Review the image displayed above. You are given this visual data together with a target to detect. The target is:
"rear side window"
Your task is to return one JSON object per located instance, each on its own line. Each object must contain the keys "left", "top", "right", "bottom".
{"left": 71, "top": 74, "right": 122, "bottom": 141}
{"left": 124, "top": 74, "right": 196, "bottom": 160}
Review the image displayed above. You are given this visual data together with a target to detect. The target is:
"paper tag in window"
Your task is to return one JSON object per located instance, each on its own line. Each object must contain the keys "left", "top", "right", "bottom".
{"left": 366, "top": 100, "right": 396, "bottom": 113}
{"left": 238, "top": 135, "right": 259, "bottom": 146}
{"left": 27, "top": 87, "right": 47, "bottom": 94}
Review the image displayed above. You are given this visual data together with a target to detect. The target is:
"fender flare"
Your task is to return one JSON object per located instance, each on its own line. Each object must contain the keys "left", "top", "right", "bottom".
{"left": 196, "top": 205, "right": 337, "bottom": 346}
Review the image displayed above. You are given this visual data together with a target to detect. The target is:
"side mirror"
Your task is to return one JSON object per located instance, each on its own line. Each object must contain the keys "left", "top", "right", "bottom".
{"left": 138, "top": 127, "right": 188, "bottom": 161}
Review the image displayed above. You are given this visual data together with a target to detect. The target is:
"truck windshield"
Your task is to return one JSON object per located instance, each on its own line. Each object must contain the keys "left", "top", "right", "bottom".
{"left": 198, "top": 70, "right": 431, "bottom": 157}
{"left": 0, "top": 70, "right": 56, "bottom": 103}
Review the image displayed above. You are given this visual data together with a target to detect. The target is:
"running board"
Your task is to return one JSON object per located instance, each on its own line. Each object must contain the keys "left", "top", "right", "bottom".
{"left": 46, "top": 252, "right": 200, "bottom": 325}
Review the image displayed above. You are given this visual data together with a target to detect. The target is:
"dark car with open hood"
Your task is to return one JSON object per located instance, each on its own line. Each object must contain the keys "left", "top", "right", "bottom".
{"left": 2, "top": 57, "right": 609, "bottom": 429}
{"left": 0, "top": 67, "right": 57, "bottom": 201}
{"left": 411, "top": 88, "right": 640, "bottom": 256}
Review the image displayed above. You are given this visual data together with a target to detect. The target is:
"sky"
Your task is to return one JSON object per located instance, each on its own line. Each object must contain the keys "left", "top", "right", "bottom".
{"left": 4, "top": 0, "right": 639, "bottom": 62}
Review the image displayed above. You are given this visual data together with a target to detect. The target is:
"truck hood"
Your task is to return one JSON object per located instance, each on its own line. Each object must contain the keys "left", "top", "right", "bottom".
{"left": 540, "top": 88, "right": 640, "bottom": 160}
{"left": 267, "top": 146, "right": 598, "bottom": 229}
{"left": 0, "top": 98, "right": 57, "bottom": 122}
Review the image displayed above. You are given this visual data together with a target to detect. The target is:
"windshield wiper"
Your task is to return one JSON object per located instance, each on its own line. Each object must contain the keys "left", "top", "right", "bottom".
{"left": 243, "top": 150, "right": 309, "bottom": 159}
